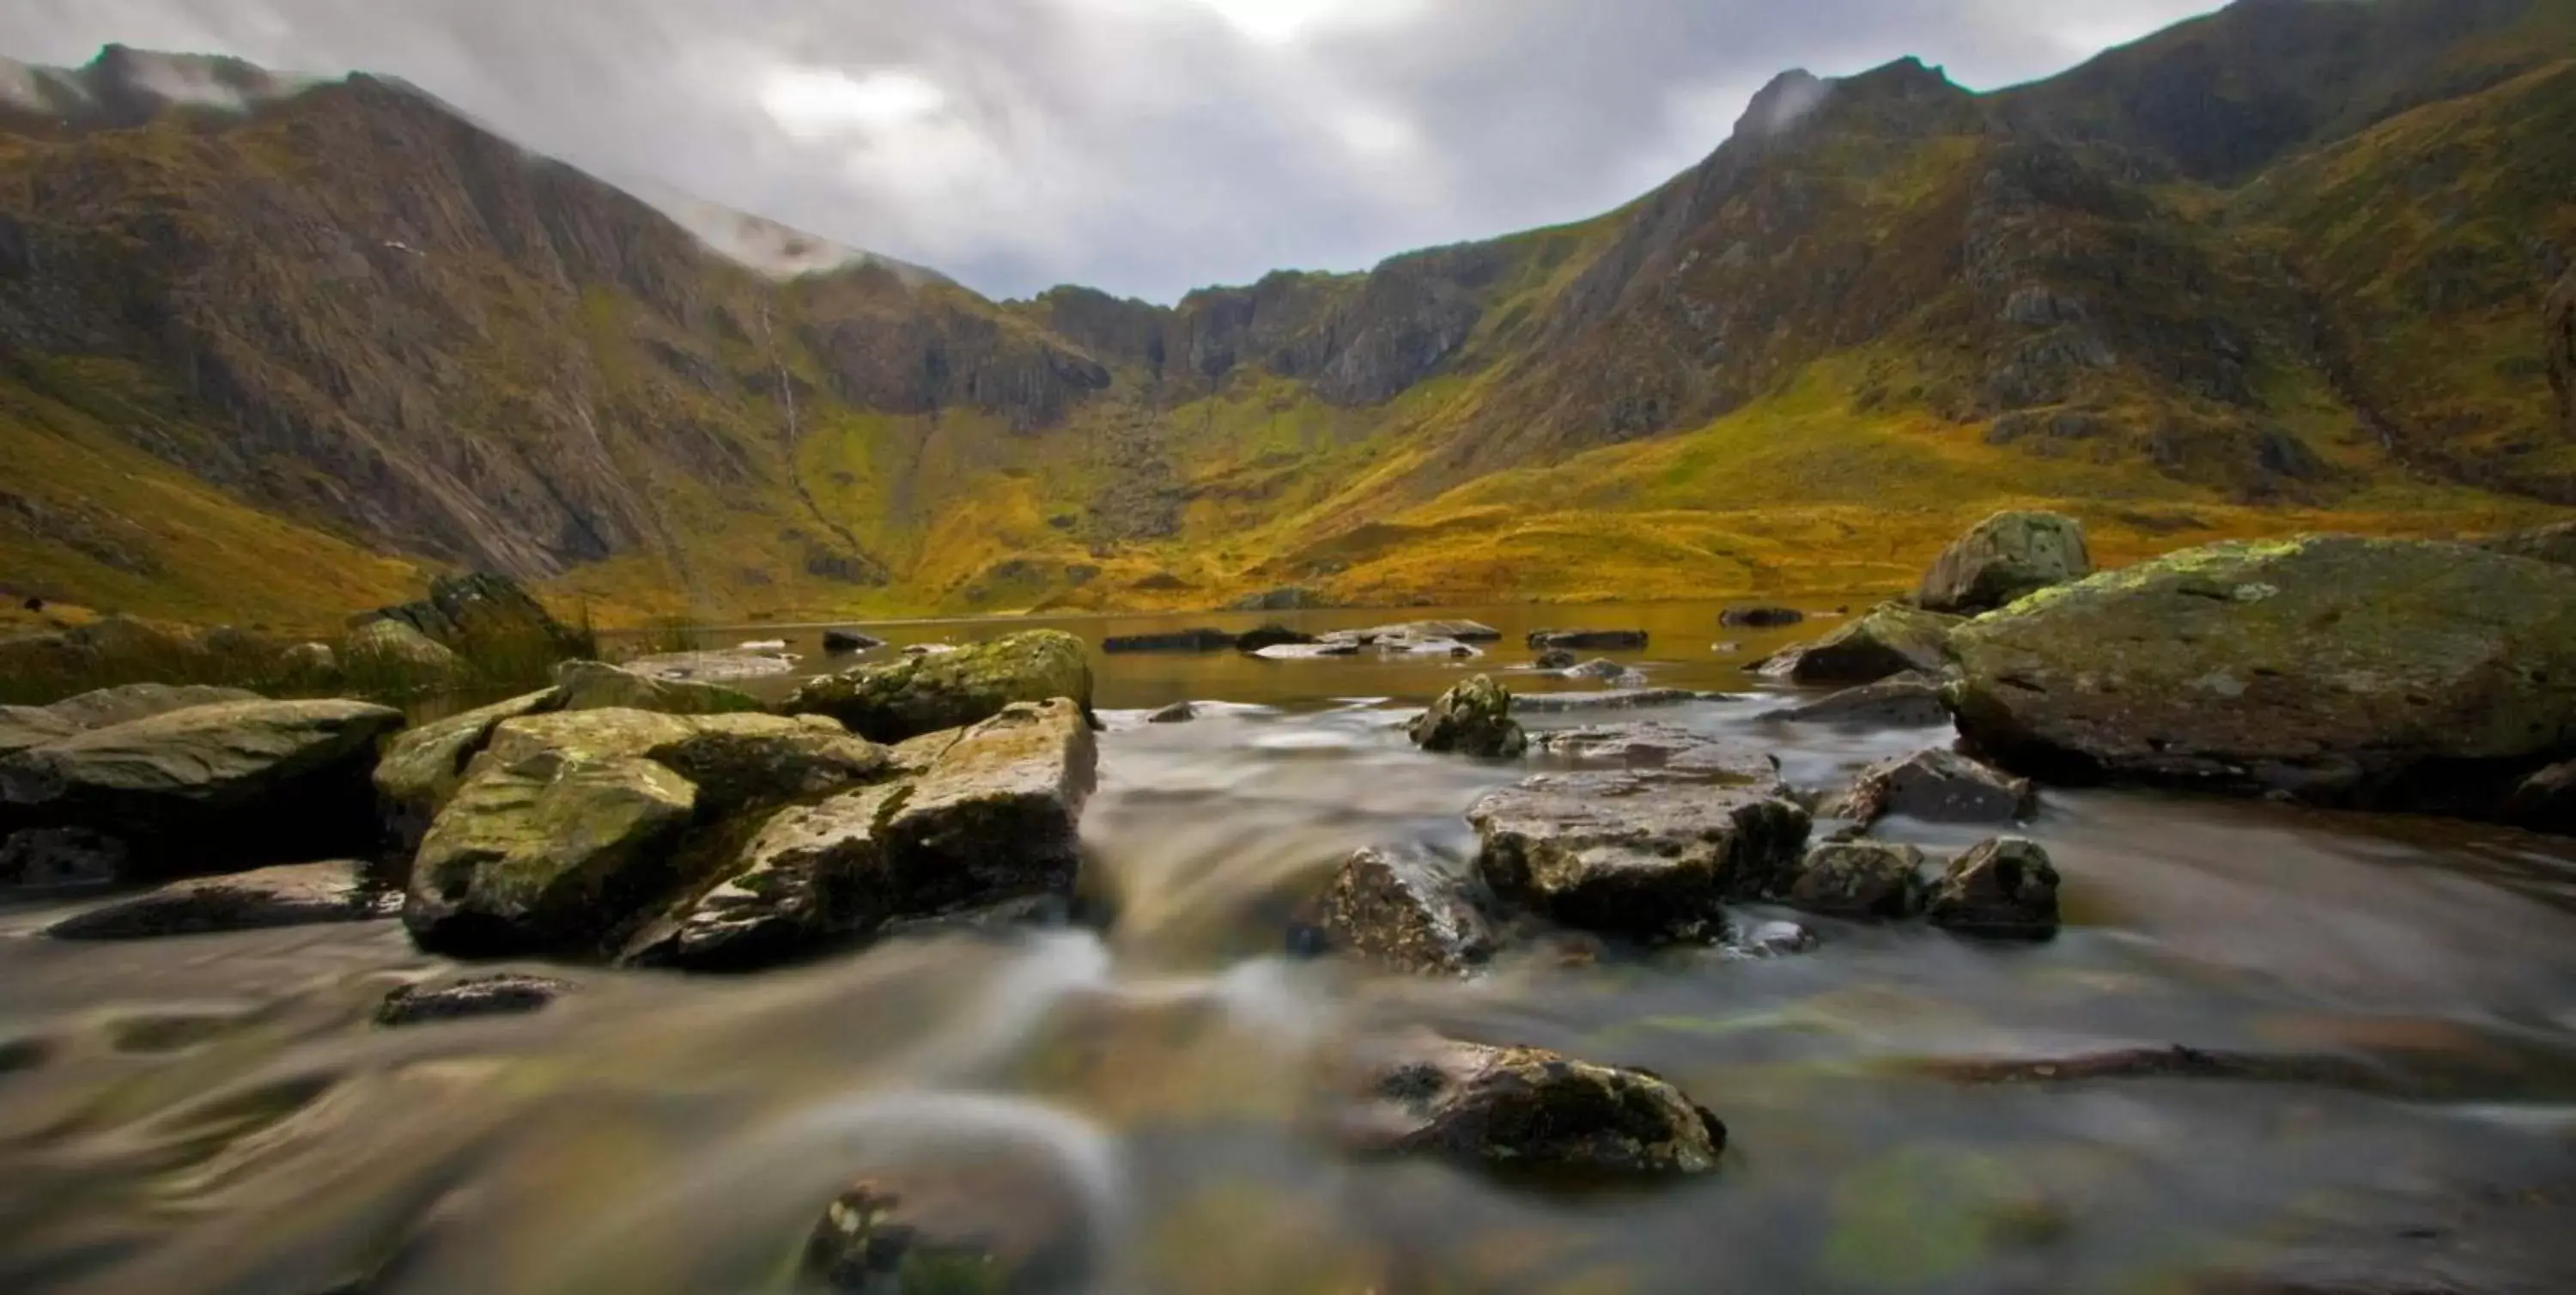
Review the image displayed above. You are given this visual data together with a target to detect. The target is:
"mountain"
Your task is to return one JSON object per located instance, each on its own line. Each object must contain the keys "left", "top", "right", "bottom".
{"left": 3, "top": 0, "right": 2573, "bottom": 628}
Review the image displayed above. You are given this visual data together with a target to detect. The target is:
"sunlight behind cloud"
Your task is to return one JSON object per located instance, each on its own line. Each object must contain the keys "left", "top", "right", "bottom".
{"left": 1184, "top": 0, "right": 1429, "bottom": 44}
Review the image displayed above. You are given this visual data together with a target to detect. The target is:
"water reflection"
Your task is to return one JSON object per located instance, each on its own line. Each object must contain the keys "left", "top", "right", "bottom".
{"left": 4, "top": 600, "right": 2575, "bottom": 1293}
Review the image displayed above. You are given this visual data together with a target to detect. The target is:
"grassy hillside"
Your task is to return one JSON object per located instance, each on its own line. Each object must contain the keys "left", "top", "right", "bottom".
{"left": 1, "top": 1, "right": 2571, "bottom": 630}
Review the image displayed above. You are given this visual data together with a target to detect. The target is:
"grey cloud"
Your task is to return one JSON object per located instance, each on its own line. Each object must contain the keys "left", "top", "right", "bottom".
{"left": 0, "top": 0, "right": 2221, "bottom": 302}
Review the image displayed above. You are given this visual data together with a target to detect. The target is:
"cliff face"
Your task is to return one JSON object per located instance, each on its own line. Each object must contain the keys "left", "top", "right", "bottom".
{"left": 4, "top": 0, "right": 2574, "bottom": 623}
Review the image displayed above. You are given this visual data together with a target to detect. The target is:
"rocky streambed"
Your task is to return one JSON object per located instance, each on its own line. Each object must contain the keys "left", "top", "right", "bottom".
{"left": 3, "top": 520, "right": 2575, "bottom": 1293}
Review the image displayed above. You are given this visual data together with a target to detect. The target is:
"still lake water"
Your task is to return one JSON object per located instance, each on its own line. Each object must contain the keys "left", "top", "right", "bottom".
{"left": 3, "top": 599, "right": 2574, "bottom": 1293}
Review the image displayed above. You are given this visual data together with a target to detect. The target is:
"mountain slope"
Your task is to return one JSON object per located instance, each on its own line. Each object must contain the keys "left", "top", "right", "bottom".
{"left": 3, "top": 0, "right": 2573, "bottom": 627}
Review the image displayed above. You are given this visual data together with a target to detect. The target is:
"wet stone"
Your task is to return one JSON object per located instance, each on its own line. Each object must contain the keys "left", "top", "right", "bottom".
{"left": 1314, "top": 844, "right": 1498, "bottom": 976}
{"left": 46, "top": 861, "right": 395, "bottom": 939}
{"left": 1336, "top": 1031, "right": 1726, "bottom": 1176}
{"left": 1146, "top": 702, "right": 1198, "bottom": 725}
{"left": 1469, "top": 770, "right": 1810, "bottom": 943}
{"left": 1786, "top": 840, "right": 1929, "bottom": 920}
{"left": 374, "top": 973, "right": 574, "bottom": 1027}
{"left": 1766, "top": 672, "right": 1952, "bottom": 728}
{"left": 802, "top": 1154, "right": 1096, "bottom": 1295}
{"left": 1527, "top": 629, "right": 1649, "bottom": 651}
{"left": 1408, "top": 675, "right": 1527, "bottom": 758}
{"left": 1927, "top": 836, "right": 2061, "bottom": 939}
{"left": 1527, "top": 723, "right": 1777, "bottom": 780}
{"left": 1830, "top": 749, "right": 2035, "bottom": 826}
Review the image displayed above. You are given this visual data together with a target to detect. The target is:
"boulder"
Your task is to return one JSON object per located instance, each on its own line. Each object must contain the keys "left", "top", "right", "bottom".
{"left": 631, "top": 699, "right": 1095, "bottom": 969}
{"left": 1102, "top": 628, "right": 1235, "bottom": 654}
{"left": 1313, "top": 845, "right": 1498, "bottom": 976}
{"left": 821, "top": 629, "right": 884, "bottom": 654}
{"left": 638, "top": 713, "right": 887, "bottom": 813}
{"left": 276, "top": 641, "right": 340, "bottom": 684}
{"left": 1829, "top": 749, "right": 2036, "bottom": 826}
{"left": 1469, "top": 770, "right": 1808, "bottom": 942}
{"left": 1335, "top": 1031, "right": 1725, "bottom": 1175}
{"left": 1233, "top": 624, "right": 1313, "bottom": 653}
{"left": 1528, "top": 724, "right": 1777, "bottom": 779}
{"left": 0, "top": 705, "right": 80, "bottom": 758}
{"left": 1527, "top": 629, "right": 1649, "bottom": 651}
{"left": 343, "top": 618, "right": 464, "bottom": 687}
{"left": 1721, "top": 605, "right": 1805, "bottom": 628}
{"left": 374, "top": 689, "right": 562, "bottom": 851}
{"left": 1757, "top": 603, "right": 1960, "bottom": 685}
{"left": 802, "top": 1154, "right": 1097, "bottom": 1294}
{"left": 2, "top": 699, "right": 405, "bottom": 875}
{"left": 551, "top": 660, "right": 763, "bottom": 715}
{"left": 1532, "top": 648, "right": 1578, "bottom": 671}
{"left": 1926, "top": 836, "right": 2061, "bottom": 939}
{"left": 1729, "top": 919, "right": 1819, "bottom": 958}
{"left": 39, "top": 683, "right": 264, "bottom": 733}
{"left": 787, "top": 630, "right": 1093, "bottom": 743}
{"left": 46, "top": 860, "right": 395, "bottom": 939}
{"left": 1947, "top": 538, "right": 2576, "bottom": 812}
{"left": 1408, "top": 676, "right": 1528, "bottom": 758}
{"left": 374, "top": 973, "right": 574, "bottom": 1027}
{"left": 1765, "top": 672, "right": 1951, "bottom": 727}
{"left": 1785, "top": 840, "right": 1929, "bottom": 920}
{"left": 1916, "top": 510, "right": 2093, "bottom": 614}
{"left": 363, "top": 572, "right": 586, "bottom": 660}
{"left": 1145, "top": 701, "right": 1197, "bottom": 724}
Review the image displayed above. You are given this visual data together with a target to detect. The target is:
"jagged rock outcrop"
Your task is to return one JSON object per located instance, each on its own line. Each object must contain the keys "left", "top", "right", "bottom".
{"left": 361, "top": 572, "right": 588, "bottom": 660}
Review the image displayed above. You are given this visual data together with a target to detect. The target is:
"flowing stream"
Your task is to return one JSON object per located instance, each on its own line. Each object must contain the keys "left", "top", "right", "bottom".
{"left": 4, "top": 600, "right": 2575, "bottom": 1293}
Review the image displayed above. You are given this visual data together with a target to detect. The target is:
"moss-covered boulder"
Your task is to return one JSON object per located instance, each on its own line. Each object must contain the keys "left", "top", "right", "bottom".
{"left": 627, "top": 782, "right": 905, "bottom": 970}
{"left": 2, "top": 698, "right": 404, "bottom": 875}
{"left": 1758, "top": 603, "right": 1961, "bottom": 686}
{"left": 785, "top": 629, "right": 1093, "bottom": 742}
{"left": 1336, "top": 1031, "right": 1725, "bottom": 1175}
{"left": 876, "top": 698, "right": 1097, "bottom": 915}
{"left": 1408, "top": 675, "right": 1527, "bottom": 758}
{"left": 1469, "top": 769, "right": 1809, "bottom": 942}
{"left": 551, "top": 660, "right": 764, "bottom": 715}
{"left": 1917, "top": 510, "right": 2093, "bottom": 613}
{"left": 1313, "top": 845, "right": 1498, "bottom": 976}
{"left": 1927, "top": 837, "right": 2061, "bottom": 939}
{"left": 1787, "top": 840, "right": 1929, "bottom": 920}
{"left": 374, "top": 689, "right": 561, "bottom": 851}
{"left": 404, "top": 749, "right": 698, "bottom": 956}
{"left": 1949, "top": 537, "right": 2576, "bottom": 813}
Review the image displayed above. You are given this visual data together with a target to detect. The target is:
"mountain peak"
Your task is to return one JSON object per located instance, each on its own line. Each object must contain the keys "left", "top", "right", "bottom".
{"left": 1735, "top": 69, "right": 1830, "bottom": 141}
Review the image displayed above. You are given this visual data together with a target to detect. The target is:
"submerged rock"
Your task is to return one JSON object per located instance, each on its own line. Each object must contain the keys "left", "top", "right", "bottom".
{"left": 1527, "top": 629, "right": 1648, "bottom": 651}
{"left": 1829, "top": 749, "right": 2036, "bottom": 826}
{"left": 802, "top": 1153, "right": 1097, "bottom": 1295}
{"left": 1233, "top": 624, "right": 1313, "bottom": 654}
{"left": 1927, "top": 836, "right": 2060, "bottom": 938}
{"left": 1510, "top": 688, "right": 1704, "bottom": 713}
{"left": 1145, "top": 701, "right": 1198, "bottom": 725}
{"left": 822, "top": 629, "right": 884, "bottom": 654}
{"left": 1102, "top": 628, "right": 1236, "bottom": 654}
{"left": 787, "top": 629, "right": 1094, "bottom": 743}
{"left": 1532, "top": 648, "right": 1578, "bottom": 671}
{"left": 1336, "top": 1031, "right": 1725, "bottom": 1175}
{"left": 1785, "top": 840, "right": 1929, "bottom": 920}
{"left": 1409, "top": 676, "right": 1528, "bottom": 758}
{"left": 1313, "top": 845, "right": 1498, "bottom": 976}
{"left": 1721, "top": 605, "right": 1805, "bottom": 628}
{"left": 1917, "top": 510, "right": 2093, "bottom": 614}
{"left": 551, "top": 660, "right": 764, "bottom": 715}
{"left": 2, "top": 698, "right": 405, "bottom": 876}
{"left": 1562, "top": 658, "right": 1644, "bottom": 685}
{"left": 1469, "top": 770, "right": 1808, "bottom": 942}
{"left": 1757, "top": 603, "right": 1960, "bottom": 685}
{"left": 1947, "top": 537, "right": 2576, "bottom": 815}
{"left": 374, "top": 973, "right": 574, "bottom": 1027}
{"left": 46, "top": 860, "right": 394, "bottom": 939}
{"left": 1765, "top": 672, "right": 1951, "bottom": 727}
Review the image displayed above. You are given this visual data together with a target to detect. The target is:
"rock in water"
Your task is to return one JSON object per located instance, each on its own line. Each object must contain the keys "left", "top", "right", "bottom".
{"left": 1233, "top": 624, "right": 1313, "bottom": 654}
{"left": 1766, "top": 672, "right": 1951, "bottom": 727}
{"left": 375, "top": 973, "right": 574, "bottom": 1027}
{"left": 1786, "top": 840, "right": 1929, "bottom": 920}
{"left": 787, "top": 629, "right": 1093, "bottom": 743}
{"left": 1409, "top": 675, "right": 1528, "bottom": 758}
{"left": 1916, "top": 510, "right": 2093, "bottom": 614}
{"left": 1101, "top": 628, "right": 1236, "bottom": 654}
{"left": 1336, "top": 1031, "right": 1725, "bottom": 1175}
{"left": 1757, "top": 603, "right": 1960, "bottom": 685}
{"left": 46, "top": 860, "right": 394, "bottom": 939}
{"left": 1527, "top": 724, "right": 1774, "bottom": 776}
{"left": 1948, "top": 538, "right": 2576, "bottom": 813}
{"left": 1469, "top": 770, "right": 1809, "bottom": 941}
{"left": 631, "top": 699, "right": 1094, "bottom": 969}
{"left": 1145, "top": 701, "right": 1197, "bottom": 724}
{"left": 1314, "top": 845, "right": 1498, "bottom": 976}
{"left": 1829, "top": 748, "right": 2036, "bottom": 826}
{"left": 821, "top": 629, "right": 883, "bottom": 654}
{"left": 2, "top": 698, "right": 405, "bottom": 875}
{"left": 1526, "top": 629, "right": 1649, "bottom": 651}
{"left": 802, "top": 1154, "right": 1097, "bottom": 1294}
{"left": 1721, "top": 605, "right": 1804, "bottom": 628}
{"left": 1532, "top": 648, "right": 1578, "bottom": 671}
{"left": 1927, "top": 836, "right": 2061, "bottom": 938}
{"left": 550, "top": 660, "right": 763, "bottom": 715}
{"left": 374, "top": 689, "right": 562, "bottom": 851}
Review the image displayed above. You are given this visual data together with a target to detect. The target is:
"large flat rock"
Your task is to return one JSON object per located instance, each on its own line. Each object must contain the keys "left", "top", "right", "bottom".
{"left": 1469, "top": 769, "right": 1808, "bottom": 943}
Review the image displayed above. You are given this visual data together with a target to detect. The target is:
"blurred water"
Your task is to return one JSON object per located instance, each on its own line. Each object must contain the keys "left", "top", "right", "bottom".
{"left": 5, "top": 600, "right": 2576, "bottom": 1293}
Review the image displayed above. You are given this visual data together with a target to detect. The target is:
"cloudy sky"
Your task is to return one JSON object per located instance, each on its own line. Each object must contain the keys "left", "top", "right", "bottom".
{"left": 3, "top": 0, "right": 2225, "bottom": 302}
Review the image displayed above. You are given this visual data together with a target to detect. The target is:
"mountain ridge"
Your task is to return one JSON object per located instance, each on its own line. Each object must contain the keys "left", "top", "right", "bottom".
{"left": 3, "top": 0, "right": 2572, "bottom": 629}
